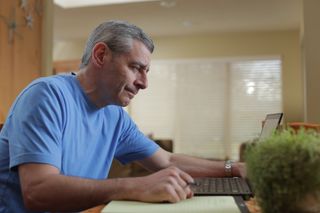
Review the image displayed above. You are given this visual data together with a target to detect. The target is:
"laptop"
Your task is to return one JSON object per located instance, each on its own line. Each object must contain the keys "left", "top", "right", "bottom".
{"left": 191, "top": 113, "right": 283, "bottom": 198}
{"left": 259, "top": 113, "right": 283, "bottom": 141}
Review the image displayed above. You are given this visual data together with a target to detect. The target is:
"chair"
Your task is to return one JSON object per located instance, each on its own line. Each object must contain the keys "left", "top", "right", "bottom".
{"left": 287, "top": 122, "right": 320, "bottom": 133}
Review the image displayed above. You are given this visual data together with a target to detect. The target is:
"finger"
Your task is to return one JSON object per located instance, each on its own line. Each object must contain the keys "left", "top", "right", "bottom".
{"left": 165, "top": 176, "right": 188, "bottom": 202}
{"left": 172, "top": 176, "right": 193, "bottom": 201}
{"left": 166, "top": 167, "right": 192, "bottom": 188}
{"left": 164, "top": 167, "right": 193, "bottom": 201}
{"left": 178, "top": 170, "right": 194, "bottom": 186}
{"left": 166, "top": 182, "right": 192, "bottom": 202}
{"left": 183, "top": 184, "right": 193, "bottom": 199}
{"left": 173, "top": 181, "right": 188, "bottom": 201}
{"left": 186, "top": 189, "right": 194, "bottom": 199}
{"left": 165, "top": 184, "right": 181, "bottom": 203}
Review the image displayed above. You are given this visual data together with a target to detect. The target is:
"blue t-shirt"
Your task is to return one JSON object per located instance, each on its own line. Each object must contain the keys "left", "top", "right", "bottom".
{"left": 0, "top": 74, "right": 159, "bottom": 213}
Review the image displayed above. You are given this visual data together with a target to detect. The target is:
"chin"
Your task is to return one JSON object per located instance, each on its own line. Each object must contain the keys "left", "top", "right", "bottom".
{"left": 121, "top": 102, "right": 130, "bottom": 107}
{"left": 119, "top": 99, "right": 131, "bottom": 107}
{"left": 116, "top": 95, "right": 132, "bottom": 107}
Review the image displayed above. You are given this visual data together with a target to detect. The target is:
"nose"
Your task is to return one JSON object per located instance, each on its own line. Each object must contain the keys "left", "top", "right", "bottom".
{"left": 134, "top": 71, "right": 148, "bottom": 90}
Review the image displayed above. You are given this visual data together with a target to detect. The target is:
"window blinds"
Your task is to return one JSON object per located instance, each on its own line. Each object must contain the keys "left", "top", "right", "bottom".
{"left": 130, "top": 57, "right": 282, "bottom": 160}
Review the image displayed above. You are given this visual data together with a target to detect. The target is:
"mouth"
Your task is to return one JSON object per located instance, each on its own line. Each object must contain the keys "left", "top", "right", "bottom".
{"left": 125, "top": 87, "right": 137, "bottom": 99}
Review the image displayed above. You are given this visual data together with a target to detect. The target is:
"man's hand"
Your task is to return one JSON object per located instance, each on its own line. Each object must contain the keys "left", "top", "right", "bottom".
{"left": 233, "top": 162, "right": 247, "bottom": 178}
{"left": 133, "top": 166, "right": 194, "bottom": 203}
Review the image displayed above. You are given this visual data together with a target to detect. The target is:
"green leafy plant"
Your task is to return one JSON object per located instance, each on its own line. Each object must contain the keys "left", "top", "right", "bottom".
{"left": 245, "top": 129, "right": 320, "bottom": 213}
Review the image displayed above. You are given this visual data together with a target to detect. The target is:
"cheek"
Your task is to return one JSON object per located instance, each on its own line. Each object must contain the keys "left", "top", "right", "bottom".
{"left": 121, "top": 70, "right": 135, "bottom": 84}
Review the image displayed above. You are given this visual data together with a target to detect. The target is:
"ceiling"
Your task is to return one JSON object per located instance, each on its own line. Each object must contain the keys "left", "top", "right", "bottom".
{"left": 53, "top": 0, "right": 302, "bottom": 41}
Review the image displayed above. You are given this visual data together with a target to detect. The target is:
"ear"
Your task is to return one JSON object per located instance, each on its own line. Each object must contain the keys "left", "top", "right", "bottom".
{"left": 91, "top": 42, "right": 112, "bottom": 68}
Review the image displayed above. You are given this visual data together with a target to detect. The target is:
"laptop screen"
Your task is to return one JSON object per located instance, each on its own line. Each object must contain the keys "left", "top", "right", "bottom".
{"left": 259, "top": 113, "right": 283, "bottom": 140}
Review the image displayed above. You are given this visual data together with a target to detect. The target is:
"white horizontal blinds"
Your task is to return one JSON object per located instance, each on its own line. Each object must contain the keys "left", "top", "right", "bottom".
{"left": 229, "top": 59, "right": 282, "bottom": 160}
{"left": 130, "top": 63, "right": 177, "bottom": 139}
{"left": 174, "top": 62, "right": 227, "bottom": 158}
{"left": 130, "top": 57, "right": 282, "bottom": 160}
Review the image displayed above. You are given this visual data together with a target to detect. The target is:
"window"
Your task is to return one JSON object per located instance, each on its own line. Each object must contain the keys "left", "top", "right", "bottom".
{"left": 130, "top": 57, "right": 282, "bottom": 160}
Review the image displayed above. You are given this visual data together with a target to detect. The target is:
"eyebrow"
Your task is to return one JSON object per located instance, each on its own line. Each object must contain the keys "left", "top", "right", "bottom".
{"left": 132, "top": 61, "right": 150, "bottom": 72}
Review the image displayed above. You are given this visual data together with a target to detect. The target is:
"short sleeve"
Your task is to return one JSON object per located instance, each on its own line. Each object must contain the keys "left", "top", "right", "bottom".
{"left": 114, "top": 109, "right": 159, "bottom": 164}
{"left": 8, "top": 82, "right": 65, "bottom": 170}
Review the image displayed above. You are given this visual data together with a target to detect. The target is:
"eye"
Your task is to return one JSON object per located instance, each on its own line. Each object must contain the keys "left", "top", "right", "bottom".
{"left": 131, "top": 65, "right": 140, "bottom": 73}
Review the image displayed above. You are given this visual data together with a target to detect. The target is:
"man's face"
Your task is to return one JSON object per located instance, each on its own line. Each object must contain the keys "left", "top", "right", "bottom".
{"left": 99, "top": 40, "right": 151, "bottom": 107}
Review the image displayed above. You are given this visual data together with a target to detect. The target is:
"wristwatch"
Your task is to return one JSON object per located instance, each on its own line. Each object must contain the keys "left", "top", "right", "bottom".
{"left": 224, "top": 160, "right": 233, "bottom": 177}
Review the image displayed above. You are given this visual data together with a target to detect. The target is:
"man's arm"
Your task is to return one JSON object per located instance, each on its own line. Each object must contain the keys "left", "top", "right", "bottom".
{"left": 19, "top": 163, "right": 194, "bottom": 212}
{"left": 137, "top": 148, "right": 246, "bottom": 178}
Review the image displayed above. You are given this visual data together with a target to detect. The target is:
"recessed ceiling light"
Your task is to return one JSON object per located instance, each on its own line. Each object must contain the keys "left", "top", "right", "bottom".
{"left": 54, "top": 0, "right": 159, "bottom": 8}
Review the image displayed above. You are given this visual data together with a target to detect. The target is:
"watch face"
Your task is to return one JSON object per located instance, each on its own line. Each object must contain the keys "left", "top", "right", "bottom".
{"left": 225, "top": 161, "right": 233, "bottom": 177}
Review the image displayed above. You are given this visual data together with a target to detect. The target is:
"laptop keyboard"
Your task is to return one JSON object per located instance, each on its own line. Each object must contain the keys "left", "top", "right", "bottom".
{"left": 192, "top": 177, "right": 252, "bottom": 196}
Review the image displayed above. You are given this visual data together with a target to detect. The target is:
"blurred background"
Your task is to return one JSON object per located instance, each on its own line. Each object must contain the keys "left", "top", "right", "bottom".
{"left": 0, "top": 0, "right": 319, "bottom": 160}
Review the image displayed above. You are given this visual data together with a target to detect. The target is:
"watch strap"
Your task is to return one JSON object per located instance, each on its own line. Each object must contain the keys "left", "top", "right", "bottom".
{"left": 224, "top": 160, "right": 233, "bottom": 177}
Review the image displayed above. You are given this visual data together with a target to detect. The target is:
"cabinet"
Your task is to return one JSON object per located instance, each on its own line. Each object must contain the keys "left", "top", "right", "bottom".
{"left": 0, "top": 0, "right": 43, "bottom": 122}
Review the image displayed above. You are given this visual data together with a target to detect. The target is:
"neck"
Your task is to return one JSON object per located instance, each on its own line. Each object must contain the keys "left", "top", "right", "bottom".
{"left": 76, "top": 68, "right": 106, "bottom": 108}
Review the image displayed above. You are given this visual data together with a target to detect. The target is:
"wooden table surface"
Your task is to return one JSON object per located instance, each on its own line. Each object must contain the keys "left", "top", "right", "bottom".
{"left": 82, "top": 205, "right": 105, "bottom": 213}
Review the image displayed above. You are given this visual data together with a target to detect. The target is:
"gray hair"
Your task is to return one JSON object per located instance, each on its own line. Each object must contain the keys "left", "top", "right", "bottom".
{"left": 80, "top": 20, "right": 154, "bottom": 68}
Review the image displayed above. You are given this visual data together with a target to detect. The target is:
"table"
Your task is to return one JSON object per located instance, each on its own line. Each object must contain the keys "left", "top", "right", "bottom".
{"left": 82, "top": 205, "right": 104, "bottom": 213}
{"left": 82, "top": 197, "right": 261, "bottom": 213}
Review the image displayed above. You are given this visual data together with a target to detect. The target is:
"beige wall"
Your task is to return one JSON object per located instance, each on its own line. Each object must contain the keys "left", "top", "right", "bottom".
{"left": 302, "top": 0, "right": 320, "bottom": 123}
{"left": 54, "top": 39, "right": 86, "bottom": 61}
{"left": 54, "top": 30, "right": 302, "bottom": 122}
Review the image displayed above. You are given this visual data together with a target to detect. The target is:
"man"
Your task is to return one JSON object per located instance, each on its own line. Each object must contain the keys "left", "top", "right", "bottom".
{"left": 0, "top": 20, "right": 245, "bottom": 212}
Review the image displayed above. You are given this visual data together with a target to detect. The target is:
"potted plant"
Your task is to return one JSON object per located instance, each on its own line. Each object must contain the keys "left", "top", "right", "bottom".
{"left": 245, "top": 129, "right": 320, "bottom": 213}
